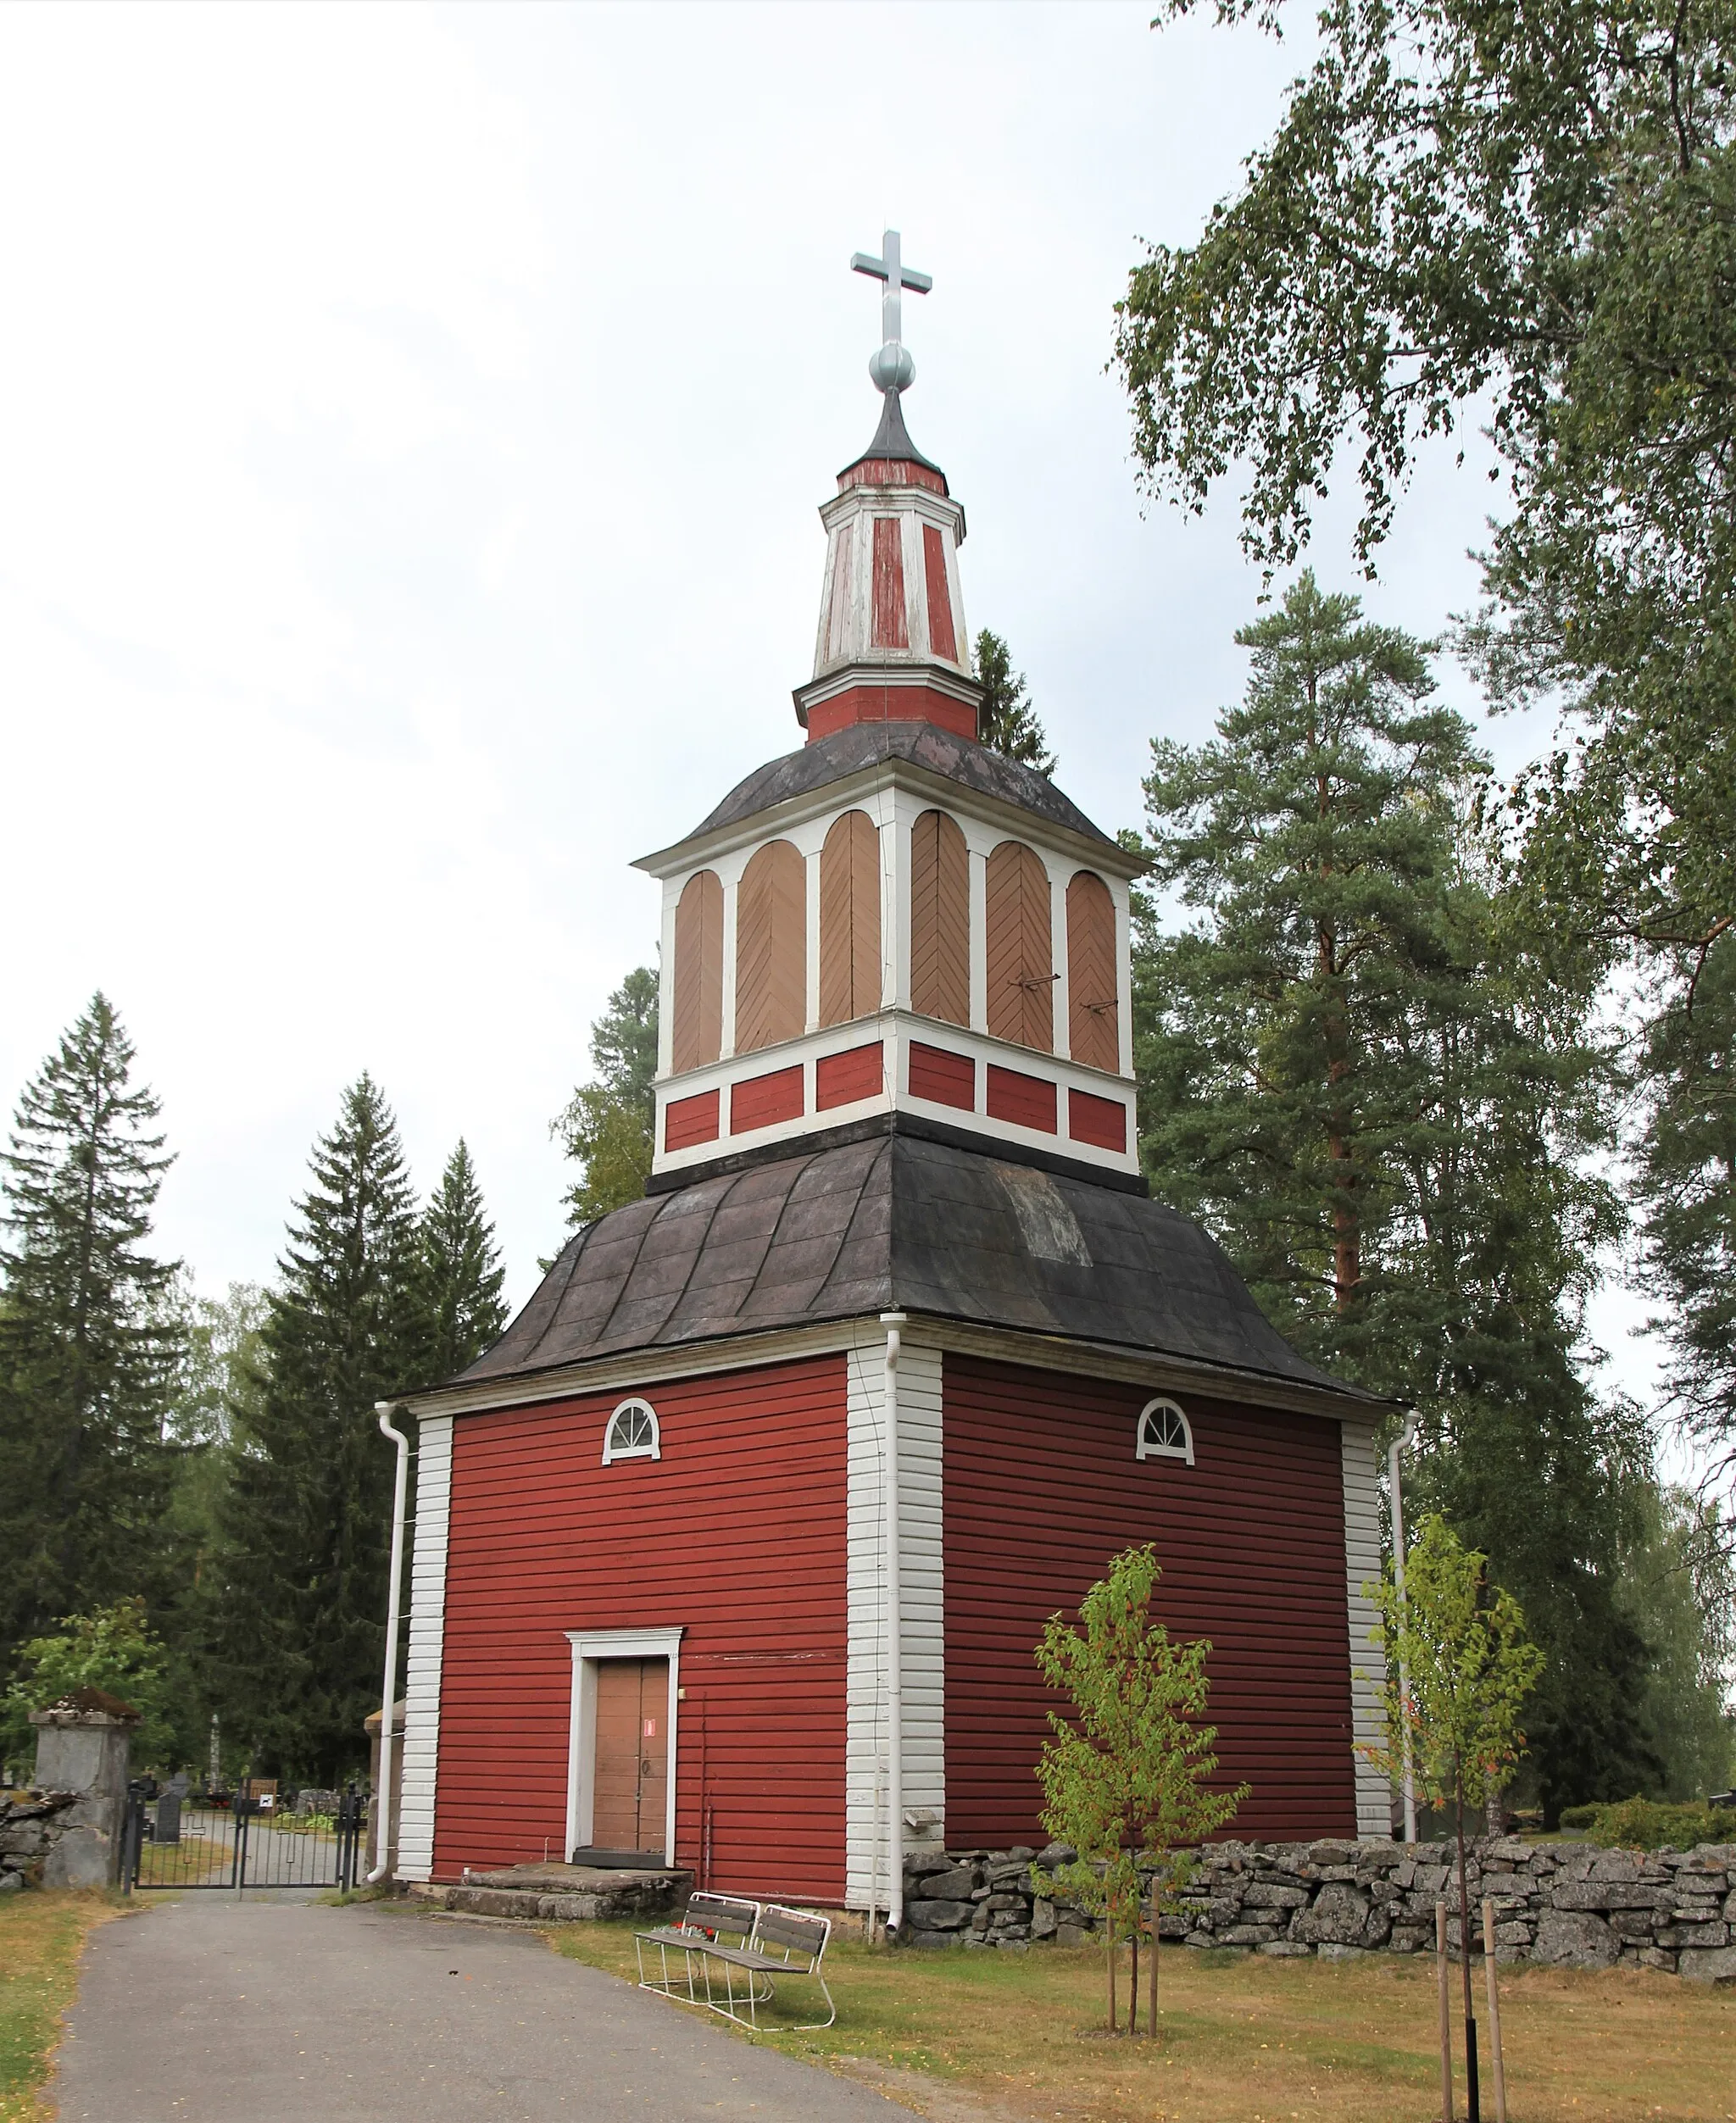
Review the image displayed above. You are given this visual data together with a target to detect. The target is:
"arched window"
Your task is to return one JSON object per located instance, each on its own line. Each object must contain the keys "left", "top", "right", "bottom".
{"left": 910, "top": 809, "right": 969, "bottom": 1026}
{"left": 671, "top": 870, "right": 723, "bottom": 1074}
{"left": 1066, "top": 870, "right": 1119, "bottom": 1074}
{"left": 1136, "top": 1398, "right": 1194, "bottom": 1466}
{"left": 734, "top": 839, "right": 805, "bottom": 1054}
{"left": 986, "top": 840, "right": 1054, "bottom": 1053}
{"left": 603, "top": 1398, "right": 660, "bottom": 1465}
{"left": 819, "top": 810, "right": 882, "bottom": 1027}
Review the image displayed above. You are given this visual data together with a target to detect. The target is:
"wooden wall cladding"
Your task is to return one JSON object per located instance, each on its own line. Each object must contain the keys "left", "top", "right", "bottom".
{"left": 943, "top": 1355, "right": 1357, "bottom": 1847}
{"left": 986, "top": 841, "right": 1054, "bottom": 1052}
{"left": 671, "top": 870, "right": 724, "bottom": 1075}
{"left": 910, "top": 809, "right": 970, "bottom": 1026}
{"left": 871, "top": 517, "right": 909, "bottom": 648}
{"left": 922, "top": 524, "right": 957, "bottom": 664}
{"left": 909, "top": 1041, "right": 975, "bottom": 1111}
{"left": 664, "top": 1088, "right": 721, "bottom": 1152}
{"left": 985, "top": 1063, "right": 1058, "bottom": 1135}
{"left": 819, "top": 810, "right": 882, "bottom": 1027}
{"left": 432, "top": 1355, "right": 849, "bottom": 1898}
{"left": 1067, "top": 1087, "right": 1127, "bottom": 1153}
{"left": 734, "top": 840, "right": 805, "bottom": 1054}
{"left": 1066, "top": 871, "right": 1119, "bottom": 1074}
{"left": 815, "top": 1042, "right": 883, "bottom": 1111}
{"left": 730, "top": 1064, "right": 804, "bottom": 1135}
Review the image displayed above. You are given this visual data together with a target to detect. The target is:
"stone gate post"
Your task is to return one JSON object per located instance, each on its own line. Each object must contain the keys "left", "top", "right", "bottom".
{"left": 28, "top": 1688, "right": 140, "bottom": 1887}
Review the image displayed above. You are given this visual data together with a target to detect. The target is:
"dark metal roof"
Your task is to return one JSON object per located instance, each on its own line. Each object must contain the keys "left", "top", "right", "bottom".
{"left": 453, "top": 1135, "right": 1371, "bottom": 1403}
{"left": 839, "top": 389, "right": 946, "bottom": 486}
{"left": 688, "top": 721, "right": 1115, "bottom": 848}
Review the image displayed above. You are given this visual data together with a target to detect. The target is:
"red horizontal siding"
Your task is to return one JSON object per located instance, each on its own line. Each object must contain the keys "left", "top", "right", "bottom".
{"left": 985, "top": 1064, "right": 1057, "bottom": 1134}
{"left": 909, "top": 1041, "right": 974, "bottom": 1110}
{"left": 943, "top": 1355, "right": 1356, "bottom": 1847}
{"left": 816, "top": 1042, "right": 882, "bottom": 1111}
{"left": 1068, "top": 1087, "right": 1127, "bottom": 1152}
{"left": 730, "top": 1064, "right": 804, "bottom": 1135}
{"left": 433, "top": 1356, "right": 848, "bottom": 1902}
{"left": 664, "top": 1089, "right": 720, "bottom": 1151}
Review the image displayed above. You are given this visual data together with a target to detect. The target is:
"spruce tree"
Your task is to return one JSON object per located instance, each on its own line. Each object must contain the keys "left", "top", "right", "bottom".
{"left": 1134, "top": 576, "right": 1656, "bottom": 1813}
{"left": 212, "top": 1076, "right": 421, "bottom": 1781}
{"left": 553, "top": 968, "right": 659, "bottom": 1225}
{"left": 415, "top": 1140, "right": 508, "bottom": 1382}
{"left": 975, "top": 629, "right": 1056, "bottom": 775}
{"left": 0, "top": 995, "right": 181, "bottom": 1671}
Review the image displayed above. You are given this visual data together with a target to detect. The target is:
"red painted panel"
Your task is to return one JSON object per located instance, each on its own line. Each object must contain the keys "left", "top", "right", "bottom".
{"left": 922, "top": 524, "right": 957, "bottom": 663}
{"left": 815, "top": 1042, "right": 883, "bottom": 1111}
{"left": 909, "top": 1041, "right": 974, "bottom": 1111}
{"left": 839, "top": 458, "right": 948, "bottom": 496}
{"left": 871, "top": 518, "right": 909, "bottom": 649}
{"left": 804, "top": 685, "right": 978, "bottom": 744}
{"left": 1068, "top": 1087, "right": 1127, "bottom": 1153}
{"left": 730, "top": 1065, "right": 804, "bottom": 1135}
{"left": 943, "top": 1356, "right": 1357, "bottom": 1845}
{"left": 664, "top": 1089, "right": 720, "bottom": 1152}
{"left": 985, "top": 1064, "right": 1058, "bottom": 1135}
{"left": 433, "top": 1356, "right": 849, "bottom": 1899}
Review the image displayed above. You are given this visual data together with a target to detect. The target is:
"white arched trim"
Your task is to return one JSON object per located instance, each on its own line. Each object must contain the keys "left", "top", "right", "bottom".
{"left": 603, "top": 1397, "right": 660, "bottom": 1465}
{"left": 1135, "top": 1398, "right": 1194, "bottom": 1467}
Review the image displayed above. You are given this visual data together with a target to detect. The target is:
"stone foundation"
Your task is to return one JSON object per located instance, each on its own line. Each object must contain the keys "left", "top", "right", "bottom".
{"left": 425, "top": 1862, "right": 692, "bottom": 1923}
{"left": 0, "top": 1790, "right": 85, "bottom": 1892}
{"left": 903, "top": 1837, "right": 1736, "bottom": 1983}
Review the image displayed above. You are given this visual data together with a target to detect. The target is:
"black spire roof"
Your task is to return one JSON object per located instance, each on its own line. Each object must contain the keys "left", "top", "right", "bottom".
{"left": 838, "top": 389, "right": 947, "bottom": 490}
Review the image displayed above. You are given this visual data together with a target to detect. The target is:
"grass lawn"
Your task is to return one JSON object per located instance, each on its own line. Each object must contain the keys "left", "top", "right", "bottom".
{"left": 0, "top": 1891, "right": 126, "bottom": 2123}
{"left": 545, "top": 1920, "right": 1735, "bottom": 2123}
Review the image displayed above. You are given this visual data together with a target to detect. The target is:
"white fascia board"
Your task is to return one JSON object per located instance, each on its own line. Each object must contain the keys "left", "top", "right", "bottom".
{"left": 397, "top": 1412, "right": 453, "bottom": 1882}
{"left": 632, "top": 754, "right": 1143, "bottom": 884}
{"left": 399, "top": 1311, "right": 1388, "bottom": 1429}
{"left": 1339, "top": 1420, "right": 1392, "bottom": 1836}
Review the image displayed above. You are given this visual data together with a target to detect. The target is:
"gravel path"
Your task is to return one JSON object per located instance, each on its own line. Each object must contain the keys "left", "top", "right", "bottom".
{"left": 50, "top": 1892, "right": 918, "bottom": 2122}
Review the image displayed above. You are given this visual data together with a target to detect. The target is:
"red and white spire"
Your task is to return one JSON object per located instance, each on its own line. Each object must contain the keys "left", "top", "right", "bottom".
{"left": 793, "top": 231, "right": 982, "bottom": 745}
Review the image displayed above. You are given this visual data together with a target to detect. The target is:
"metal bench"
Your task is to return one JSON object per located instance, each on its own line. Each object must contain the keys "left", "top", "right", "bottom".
{"left": 636, "top": 1895, "right": 835, "bottom": 2031}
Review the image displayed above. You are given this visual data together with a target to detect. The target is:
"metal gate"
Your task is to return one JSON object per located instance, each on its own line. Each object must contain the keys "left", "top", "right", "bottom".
{"left": 123, "top": 1786, "right": 365, "bottom": 1893}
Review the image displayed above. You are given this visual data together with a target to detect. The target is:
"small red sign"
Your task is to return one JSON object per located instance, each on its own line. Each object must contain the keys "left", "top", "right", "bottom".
{"left": 643, "top": 1719, "right": 657, "bottom": 1738}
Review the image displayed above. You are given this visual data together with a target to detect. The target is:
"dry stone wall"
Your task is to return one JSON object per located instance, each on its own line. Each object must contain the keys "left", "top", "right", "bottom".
{"left": 902, "top": 1837, "right": 1736, "bottom": 1983}
{"left": 0, "top": 1790, "right": 82, "bottom": 1892}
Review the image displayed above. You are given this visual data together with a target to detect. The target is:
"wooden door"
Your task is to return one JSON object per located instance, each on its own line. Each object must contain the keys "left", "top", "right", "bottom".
{"left": 592, "top": 1659, "right": 670, "bottom": 1857}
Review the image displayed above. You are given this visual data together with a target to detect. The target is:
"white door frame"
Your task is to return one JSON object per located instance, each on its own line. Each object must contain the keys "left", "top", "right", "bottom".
{"left": 564, "top": 1627, "right": 684, "bottom": 1865}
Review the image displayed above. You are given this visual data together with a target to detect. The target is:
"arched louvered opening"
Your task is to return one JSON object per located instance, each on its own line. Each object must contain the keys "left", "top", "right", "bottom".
{"left": 734, "top": 839, "right": 806, "bottom": 1054}
{"left": 819, "top": 810, "right": 882, "bottom": 1027}
{"left": 1066, "top": 870, "right": 1119, "bottom": 1073}
{"left": 670, "top": 870, "right": 723, "bottom": 1074}
{"left": 986, "top": 841, "right": 1054, "bottom": 1053}
{"left": 910, "top": 809, "right": 970, "bottom": 1027}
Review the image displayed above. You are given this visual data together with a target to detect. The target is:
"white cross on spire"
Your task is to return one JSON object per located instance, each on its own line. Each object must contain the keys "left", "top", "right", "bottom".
{"left": 851, "top": 230, "right": 932, "bottom": 393}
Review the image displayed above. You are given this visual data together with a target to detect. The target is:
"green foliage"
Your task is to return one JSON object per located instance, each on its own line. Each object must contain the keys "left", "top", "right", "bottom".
{"left": 554, "top": 967, "right": 659, "bottom": 1225}
{"left": 1561, "top": 1795, "right": 1736, "bottom": 1849}
{"left": 1114, "top": 0, "right": 1735, "bottom": 975}
{"left": 1134, "top": 577, "right": 1657, "bottom": 1814}
{"left": 974, "top": 630, "right": 1056, "bottom": 776}
{"left": 1637, "top": 936, "right": 1736, "bottom": 1476}
{"left": 414, "top": 1140, "right": 507, "bottom": 1382}
{"left": 1034, "top": 1545, "right": 1245, "bottom": 2024}
{"left": 0, "top": 1598, "right": 175, "bottom": 1772}
{"left": 1366, "top": 1514, "right": 1545, "bottom": 1811}
{"left": 210, "top": 1075, "right": 423, "bottom": 1781}
{"left": 0, "top": 995, "right": 181, "bottom": 1676}
{"left": 167, "top": 1279, "right": 270, "bottom": 1448}
{"left": 1616, "top": 1485, "right": 1736, "bottom": 1800}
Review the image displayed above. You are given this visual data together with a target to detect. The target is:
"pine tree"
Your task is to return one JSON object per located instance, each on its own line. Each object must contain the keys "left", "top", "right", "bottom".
{"left": 212, "top": 1076, "right": 421, "bottom": 1781}
{"left": 0, "top": 995, "right": 181, "bottom": 1672}
{"left": 415, "top": 1140, "right": 508, "bottom": 1382}
{"left": 975, "top": 630, "right": 1056, "bottom": 775}
{"left": 1134, "top": 576, "right": 1657, "bottom": 1813}
{"left": 554, "top": 968, "right": 659, "bottom": 1225}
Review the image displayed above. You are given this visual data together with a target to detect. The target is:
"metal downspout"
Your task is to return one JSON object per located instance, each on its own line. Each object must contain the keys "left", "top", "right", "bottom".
{"left": 882, "top": 1313, "right": 905, "bottom": 1937}
{"left": 369, "top": 1403, "right": 411, "bottom": 1884}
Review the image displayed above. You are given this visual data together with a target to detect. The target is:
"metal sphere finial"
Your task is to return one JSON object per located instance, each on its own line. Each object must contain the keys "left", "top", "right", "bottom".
{"left": 869, "top": 343, "right": 915, "bottom": 393}
{"left": 851, "top": 229, "right": 932, "bottom": 399}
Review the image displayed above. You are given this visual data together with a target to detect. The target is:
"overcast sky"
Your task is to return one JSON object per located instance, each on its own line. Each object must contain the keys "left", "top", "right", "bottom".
{"left": 0, "top": 2, "right": 1659, "bottom": 1409}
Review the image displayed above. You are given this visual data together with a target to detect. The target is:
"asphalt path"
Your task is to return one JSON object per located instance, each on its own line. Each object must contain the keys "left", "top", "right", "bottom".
{"left": 51, "top": 1892, "right": 919, "bottom": 2122}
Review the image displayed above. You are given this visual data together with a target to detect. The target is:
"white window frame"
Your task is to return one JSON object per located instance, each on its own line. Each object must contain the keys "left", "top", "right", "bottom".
{"left": 602, "top": 1397, "right": 660, "bottom": 1465}
{"left": 563, "top": 1626, "right": 684, "bottom": 1865}
{"left": 1135, "top": 1397, "right": 1195, "bottom": 1467}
